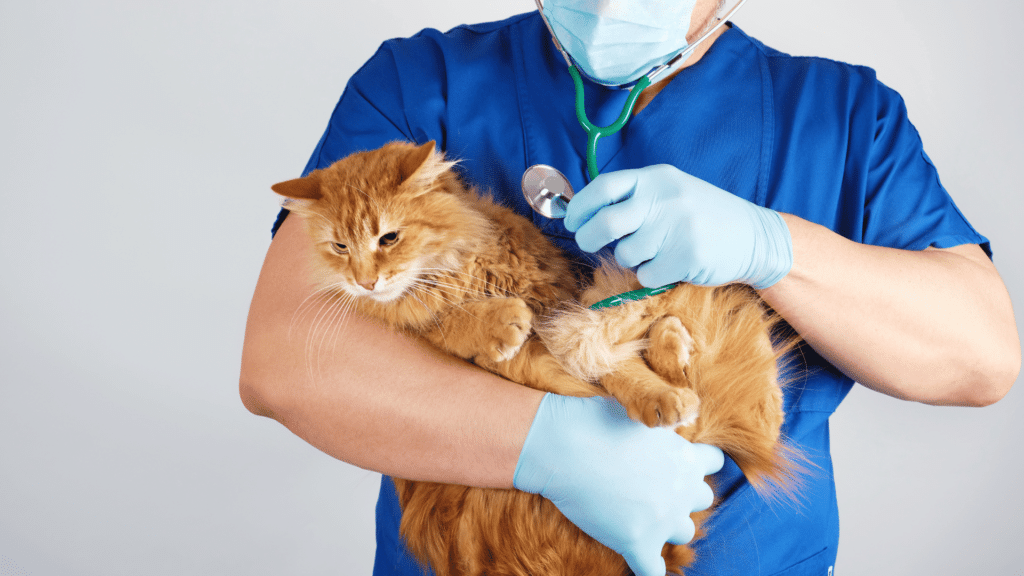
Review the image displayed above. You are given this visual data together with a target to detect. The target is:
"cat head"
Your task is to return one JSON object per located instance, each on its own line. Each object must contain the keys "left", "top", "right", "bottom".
{"left": 272, "top": 140, "right": 488, "bottom": 303}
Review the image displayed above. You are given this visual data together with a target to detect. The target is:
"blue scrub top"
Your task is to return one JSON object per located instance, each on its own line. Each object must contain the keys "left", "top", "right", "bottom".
{"left": 272, "top": 12, "right": 988, "bottom": 576}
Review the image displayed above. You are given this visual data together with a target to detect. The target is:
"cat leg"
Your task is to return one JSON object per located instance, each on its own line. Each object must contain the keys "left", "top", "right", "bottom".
{"left": 600, "top": 356, "right": 700, "bottom": 428}
{"left": 423, "top": 297, "right": 533, "bottom": 363}
{"left": 423, "top": 299, "right": 594, "bottom": 396}
{"left": 646, "top": 315, "right": 695, "bottom": 386}
{"left": 480, "top": 338, "right": 599, "bottom": 397}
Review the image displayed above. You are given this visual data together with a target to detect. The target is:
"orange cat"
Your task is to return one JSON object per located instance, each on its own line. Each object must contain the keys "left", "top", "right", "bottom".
{"left": 272, "top": 141, "right": 800, "bottom": 576}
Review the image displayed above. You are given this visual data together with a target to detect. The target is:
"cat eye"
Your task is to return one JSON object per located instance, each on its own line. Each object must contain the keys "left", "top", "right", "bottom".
{"left": 331, "top": 242, "right": 349, "bottom": 254}
{"left": 379, "top": 231, "right": 400, "bottom": 247}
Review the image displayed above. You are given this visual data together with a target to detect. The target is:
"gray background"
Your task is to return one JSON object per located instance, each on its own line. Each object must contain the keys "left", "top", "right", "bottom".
{"left": 1, "top": 0, "right": 1021, "bottom": 574}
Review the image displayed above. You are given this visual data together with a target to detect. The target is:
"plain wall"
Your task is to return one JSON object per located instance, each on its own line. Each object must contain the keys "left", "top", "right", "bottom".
{"left": 1, "top": 0, "right": 1021, "bottom": 574}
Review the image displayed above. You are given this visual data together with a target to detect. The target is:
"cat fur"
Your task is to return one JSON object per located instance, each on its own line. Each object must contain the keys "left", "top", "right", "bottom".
{"left": 272, "top": 140, "right": 801, "bottom": 576}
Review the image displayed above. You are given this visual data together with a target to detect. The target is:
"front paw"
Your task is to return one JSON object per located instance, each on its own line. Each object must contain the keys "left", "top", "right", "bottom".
{"left": 625, "top": 386, "right": 700, "bottom": 429}
{"left": 485, "top": 298, "right": 533, "bottom": 362}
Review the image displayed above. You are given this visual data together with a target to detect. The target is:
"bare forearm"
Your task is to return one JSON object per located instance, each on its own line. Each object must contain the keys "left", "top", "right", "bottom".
{"left": 239, "top": 215, "right": 544, "bottom": 488}
{"left": 760, "top": 214, "right": 1020, "bottom": 406}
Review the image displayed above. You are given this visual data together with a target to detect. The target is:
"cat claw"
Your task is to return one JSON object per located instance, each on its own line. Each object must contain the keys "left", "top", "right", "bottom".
{"left": 491, "top": 335, "right": 527, "bottom": 362}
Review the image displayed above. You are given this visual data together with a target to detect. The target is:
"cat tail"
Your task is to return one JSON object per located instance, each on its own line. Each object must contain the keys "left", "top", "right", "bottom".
{"left": 722, "top": 327, "right": 819, "bottom": 511}
{"left": 733, "top": 435, "right": 814, "bottom": 511}
{"left": 680, "top": 288, "right": 816, "bottom": 511}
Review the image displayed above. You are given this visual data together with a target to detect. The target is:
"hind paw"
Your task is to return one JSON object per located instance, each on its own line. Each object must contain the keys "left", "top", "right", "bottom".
{"left": 647, "top": 316, "right": 694, "bottom": 384}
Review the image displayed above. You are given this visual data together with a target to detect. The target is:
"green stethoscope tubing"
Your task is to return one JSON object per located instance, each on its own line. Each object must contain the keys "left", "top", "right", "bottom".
{"left": 566, "top": 65, "right": 672, "bottom": 307}
{"left": 551, "top": 2, "right": 752, "bottom": 307}
{"left": 568, "top": 64, "right": 652, "bottom": 181}
{"left": 589, "top": 284, "right": 675, "bottom": 310}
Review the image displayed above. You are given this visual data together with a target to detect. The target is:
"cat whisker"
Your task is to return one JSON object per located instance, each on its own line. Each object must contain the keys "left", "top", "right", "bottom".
{"left": 411, "top": 278, "right": 471, "bottom": 297}
{"left": 314, "top": 293, "right": 356, "bottom": 386}
{"left": 405, "top": 283, "right": 462, "bottom": 314}
{"left": 407, "top": 280, "right": 479, "bottom": 319}
{"left": 290, "top": 282, "right": 349, "bottom": 340}
{"left": 413, "top": 267, "right": 510, "bottom": 296}
{"left": 326, "top": 295, "right": 358, "bottom": 362}
{"left": 305, "top": 301, "right": 334, "bottom": 388}
{"left": 407, "top": 291, "right": 450, "bottom": 351}
{"left": 414, "top": 265, "right": 504, "bottom": 286}
{"left": 290, "top": 291, "right": 331, "bottom": 339}
{"left": 407, "top": 268, "right": 499, "bottom": 297}
{"left": 305, "top": 288, "right": 351, "bottom": 387}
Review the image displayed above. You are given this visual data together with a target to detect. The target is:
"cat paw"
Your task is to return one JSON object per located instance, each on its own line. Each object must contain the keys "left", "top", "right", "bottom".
{"left": 647, "top": 316, "right": 695, "bottom": 384}
{"left": 485, "top": 298, "right": 533, "bottom": 362}
{"left": 626, "top": 386, "right": 700, "bottom": 429}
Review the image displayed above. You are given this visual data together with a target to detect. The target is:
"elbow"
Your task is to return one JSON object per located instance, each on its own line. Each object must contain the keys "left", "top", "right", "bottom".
{"left": 239, "top": 374, "right": 275, "bottom": 418}
{"left": 940, "top": 344, "right": 1021, "bottom": 407}
{"left": 970, "top": 345, "right": 1020, "bottom": 407}
{"left": 972, "top": 327, "right": 1022, "bottom": 406}
{"left": 961, "top": 376, "right": 1017, "bottom": 408}
{"left": 963, "top": 273, "right": 1021, "bottom": 406}
{"left": 238, "top": 336, "right": 282, "bottom": 419}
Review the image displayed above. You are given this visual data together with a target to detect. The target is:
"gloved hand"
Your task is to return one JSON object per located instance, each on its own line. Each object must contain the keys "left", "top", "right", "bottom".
{"left": 514, "top": 394, "right": 724, "bottom": 576}
{"left": 563, "top": 165, "right": 793, "bottom": 290}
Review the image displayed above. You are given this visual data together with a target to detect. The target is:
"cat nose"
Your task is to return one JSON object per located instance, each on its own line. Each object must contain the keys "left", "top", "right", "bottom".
{"left": 357, "top": 278, "right": 377, "bottom": 291}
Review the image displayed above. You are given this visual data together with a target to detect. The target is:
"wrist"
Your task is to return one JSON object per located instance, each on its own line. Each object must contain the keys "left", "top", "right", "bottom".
{"left": 747, "top": 207, "right": 793, "bottom": 290}
{"left": 513, "top": 392, "right": 562, "bottom": 494}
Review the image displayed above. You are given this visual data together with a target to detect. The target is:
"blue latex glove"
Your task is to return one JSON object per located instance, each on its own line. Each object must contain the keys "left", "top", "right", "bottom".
{"left": 564, "top": 165, "right": 793, "bottom": 290}
{"left": 514, "top": 394, "right": 724, "bottom": 576}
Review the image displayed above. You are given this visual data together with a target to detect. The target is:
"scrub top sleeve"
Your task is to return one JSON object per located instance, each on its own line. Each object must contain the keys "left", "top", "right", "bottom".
{"left": 861, "top": 81, "right": 990, "bottom": 256}
{"left": 271, "top": 43, "right": 419, "bottom": 237}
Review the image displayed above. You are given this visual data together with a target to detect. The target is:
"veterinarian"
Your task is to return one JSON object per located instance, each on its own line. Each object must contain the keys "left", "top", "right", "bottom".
{"left": 240, "top": 0, "right": 1021, "bottom": 574}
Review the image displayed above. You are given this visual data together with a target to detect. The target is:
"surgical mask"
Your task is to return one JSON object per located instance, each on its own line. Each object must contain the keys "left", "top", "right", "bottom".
{"left": 538, "top": 0, "right": 699, "bottom": 87}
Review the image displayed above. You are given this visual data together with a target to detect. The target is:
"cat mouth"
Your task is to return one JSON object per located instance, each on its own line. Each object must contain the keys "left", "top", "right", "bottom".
{"left": 356, "top": 280, "right": 408, "bottom": 302}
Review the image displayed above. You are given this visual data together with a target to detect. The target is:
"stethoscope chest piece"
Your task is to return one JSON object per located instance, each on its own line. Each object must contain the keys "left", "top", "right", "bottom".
{"left": 521, "top": 164, "right": 575, "bottom": 219}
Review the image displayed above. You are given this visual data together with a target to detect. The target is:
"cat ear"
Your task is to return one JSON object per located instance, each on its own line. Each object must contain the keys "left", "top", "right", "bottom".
{"left": 398, "top": 140, "right": 458, "bottom": 192}
{"left": 398, "top": 140, "right": 438, "bottom": 184}
{"left": 271, "top": 172, "right": 323, "bottom": 201}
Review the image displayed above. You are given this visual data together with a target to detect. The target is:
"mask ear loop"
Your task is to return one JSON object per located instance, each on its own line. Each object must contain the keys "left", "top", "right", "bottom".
{"left": 535, "top": 0, "right": 749, "bottom": 87}
{"left": 534, "top": 0, "right": 571, "bottom": 66}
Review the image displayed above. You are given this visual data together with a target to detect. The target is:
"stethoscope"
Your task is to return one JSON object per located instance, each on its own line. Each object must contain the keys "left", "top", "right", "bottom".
{"left": 521, "top": 0, "right": 749, "bottom": 219}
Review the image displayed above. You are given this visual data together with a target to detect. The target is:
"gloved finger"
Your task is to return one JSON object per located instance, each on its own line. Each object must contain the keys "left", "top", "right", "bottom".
{"left": 692, "top": 443, "right": 725, "bottom": 475}
{"left": 636, "top": 253, "right": 694, "bottom": 289}
{"left": 666, "top": 516, "right": 697, "bottom": 546}
{"left": 633, "top": 220, "right": 711, "bottom": 286}
{"left": 691, "top": 480, "right": 715, "bottom": 513}
{"left": 612, "top": 216, "right": 666, "bottom": 269}
{"left": 564, "top": 169, "right": 641, "bottom": 233}
{"left": 574, "top": 195, "right": 646, "bottom": 253}
{"left": 637, "top": 240, "right": 727, "bottom": 287}
{"left": 621, "top": 544, "right": 670, "bottom": 576}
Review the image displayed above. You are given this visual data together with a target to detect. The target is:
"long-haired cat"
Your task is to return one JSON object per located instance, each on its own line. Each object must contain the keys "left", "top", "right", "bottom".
{"left": 272, "top": 140, "right": 801, "bottom": 576}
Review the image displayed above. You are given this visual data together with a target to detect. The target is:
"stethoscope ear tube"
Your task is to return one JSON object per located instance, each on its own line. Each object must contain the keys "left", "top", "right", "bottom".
{"left": 569, "top": 65, "right": 650, "bottom": 181}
